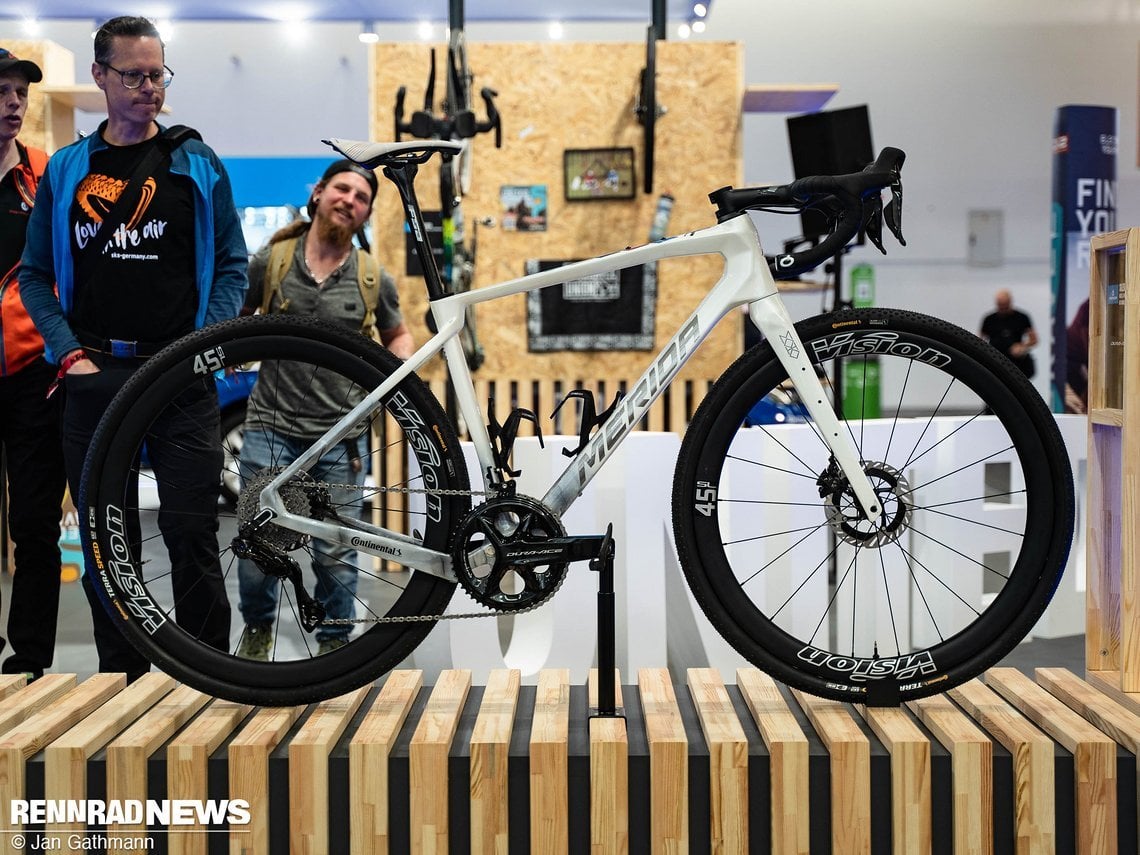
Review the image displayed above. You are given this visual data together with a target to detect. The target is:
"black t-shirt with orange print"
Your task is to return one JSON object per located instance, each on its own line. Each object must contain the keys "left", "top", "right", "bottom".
{"left": 69, "top": 136, "right": 197, "bottom": 343}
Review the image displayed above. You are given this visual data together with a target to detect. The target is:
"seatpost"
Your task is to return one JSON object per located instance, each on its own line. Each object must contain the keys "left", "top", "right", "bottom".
{"left": 383, "top": 161, "right": 448, "bottom": 301}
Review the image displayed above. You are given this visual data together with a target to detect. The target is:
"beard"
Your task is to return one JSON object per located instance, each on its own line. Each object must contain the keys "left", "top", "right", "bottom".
{"left": 315, "top": 212, "right": 355, "bottom": 249}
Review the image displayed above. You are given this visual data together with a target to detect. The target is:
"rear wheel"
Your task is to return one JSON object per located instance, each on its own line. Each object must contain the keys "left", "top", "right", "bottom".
{"left": 82, "top": 314, "right": 470, "bottom": 705}
{"left": 673, "top": 309, "right": 1073, "bottom": 704}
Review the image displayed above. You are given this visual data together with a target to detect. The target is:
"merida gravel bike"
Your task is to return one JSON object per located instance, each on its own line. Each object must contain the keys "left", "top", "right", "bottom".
{"left": 80, "top": 139, "right": 1074, "bottom": 706}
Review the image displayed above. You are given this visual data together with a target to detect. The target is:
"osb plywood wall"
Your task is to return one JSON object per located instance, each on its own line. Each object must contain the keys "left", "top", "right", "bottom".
{"left": 369, "top": 40, "right": 743, "bottom": 384}
{"left": 7, "top": 40, "right": 77, "bottom": 153}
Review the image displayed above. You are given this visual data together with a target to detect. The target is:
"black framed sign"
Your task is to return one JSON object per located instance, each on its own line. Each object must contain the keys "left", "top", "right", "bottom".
{"left": 526, "top": 259, "right": 657, "bottom": 351}
{"left": 563, "top": 147, "right": 636, "bottom": 201}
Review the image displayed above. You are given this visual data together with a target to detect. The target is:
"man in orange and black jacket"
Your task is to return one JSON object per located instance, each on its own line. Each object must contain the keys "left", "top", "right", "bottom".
{"left": 0, "top": 47, "right": 66, "bottom": 681}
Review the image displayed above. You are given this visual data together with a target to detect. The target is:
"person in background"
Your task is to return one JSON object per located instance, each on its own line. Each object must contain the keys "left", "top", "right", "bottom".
{"left": 0, "top": 47, "right": 67, "bottom": 681}
{"left": 19, "top": 17, "right": 247, "bottom": 681}
{"left": 235, "top": 159, "right": 412, "bottom": 660}
{"left": 979, "top": 288, "right": 1038, "bottom": 378}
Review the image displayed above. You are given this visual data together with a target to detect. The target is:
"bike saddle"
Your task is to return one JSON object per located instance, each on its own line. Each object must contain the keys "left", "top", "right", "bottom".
{"left": 323, "top": 138, "right": 464, "bottom": 170}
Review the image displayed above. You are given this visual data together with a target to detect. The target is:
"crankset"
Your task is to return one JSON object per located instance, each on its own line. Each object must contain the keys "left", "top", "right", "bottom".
{"left": 451, "top": 495, "right": 606, "bottom": 612}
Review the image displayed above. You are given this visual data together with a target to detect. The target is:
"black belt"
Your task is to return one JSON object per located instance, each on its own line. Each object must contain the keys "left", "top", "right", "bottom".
{"left": 75, "top": 330, "right": 174, "bottom": 359}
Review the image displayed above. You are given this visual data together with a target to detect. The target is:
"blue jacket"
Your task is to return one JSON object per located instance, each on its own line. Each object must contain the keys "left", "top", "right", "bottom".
{"left": 18, "top": 122, "right": 248, "bottom": 363}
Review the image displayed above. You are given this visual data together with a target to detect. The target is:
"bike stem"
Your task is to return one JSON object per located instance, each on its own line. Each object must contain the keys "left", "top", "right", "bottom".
{"left": 748, "top": 293, "right": 882, "bottom": 522}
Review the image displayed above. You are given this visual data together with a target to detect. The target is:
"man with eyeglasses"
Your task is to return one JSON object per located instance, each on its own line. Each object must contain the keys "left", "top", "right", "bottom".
{"left": 19, "top": 16, "right": 247, "bottom": 682}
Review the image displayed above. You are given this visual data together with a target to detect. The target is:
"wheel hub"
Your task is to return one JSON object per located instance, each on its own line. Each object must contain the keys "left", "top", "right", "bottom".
{"left": 824, "top": 461, "right": 913, "bottom": 548}
{"left": 451, "top": 496, "right": 568, "bottom": 612}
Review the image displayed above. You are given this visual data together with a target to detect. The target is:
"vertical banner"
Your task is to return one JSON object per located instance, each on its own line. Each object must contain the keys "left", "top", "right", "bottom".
{"left": 1051, "top": 105, "right": 1117, "bottom": 412}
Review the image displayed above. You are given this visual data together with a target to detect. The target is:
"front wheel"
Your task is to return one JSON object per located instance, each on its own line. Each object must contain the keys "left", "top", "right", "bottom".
{"left": 81, "top": 314, "right": 470, "bottom": 705}
{"left": 673, "top": 308, "right": 1074, "bottom": 704}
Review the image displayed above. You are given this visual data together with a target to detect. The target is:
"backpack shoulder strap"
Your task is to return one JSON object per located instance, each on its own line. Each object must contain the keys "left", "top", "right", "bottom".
{"left": 261, "top": 237, "right": 298, "bottom": 314}
{"left": 355, "top": 248, "right": 381, "bottom": 333}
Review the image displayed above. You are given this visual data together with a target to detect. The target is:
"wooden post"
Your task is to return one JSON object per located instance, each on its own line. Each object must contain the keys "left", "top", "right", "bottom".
{"left": 638, "top": 668, "right": 688, "bottom": 853}
{"left": 859, "top": 705, "right": 932, "bottom": 855}
{"left": 530, "top": 668, "right": 570, "bottom": 854}
{"left": 588, "top": 669, "right": 628, "bottom": 853}
{"left": 228, "top": 705, "right": 304, "bottom": 855}
{"left": 470, "top": 669, "right": 520, "bottom": 855}
{"left": 410, "top": 669, "right": 471, "bottom": 854}
{"left": 688, "top": 668, "right": 748, "bottom": 853}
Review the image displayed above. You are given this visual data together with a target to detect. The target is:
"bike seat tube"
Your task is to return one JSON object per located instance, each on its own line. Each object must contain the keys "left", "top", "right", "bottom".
{"left": 383, "top": 161, "right": 448, "bottom": 301}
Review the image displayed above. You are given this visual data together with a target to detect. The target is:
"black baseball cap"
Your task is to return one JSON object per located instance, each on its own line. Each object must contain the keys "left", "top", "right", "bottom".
{"left": 0, "top": 48, "right": 43, "bottom": 83}
{"left": 307, "top": 159, "right": 379, "bottom": 217}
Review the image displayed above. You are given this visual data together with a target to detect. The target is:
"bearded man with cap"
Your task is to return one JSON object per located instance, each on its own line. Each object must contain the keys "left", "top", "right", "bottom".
{"left": 234, "top": 159, "right": 412, "bottom": 660}
{"left": 0, "top": 47, "right": 67, "bottom": 681}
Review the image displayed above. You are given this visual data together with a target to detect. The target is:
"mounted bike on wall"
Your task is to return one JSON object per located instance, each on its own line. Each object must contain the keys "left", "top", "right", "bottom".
{"left": 394, "top": 0, "right": 501, "bottom": 373}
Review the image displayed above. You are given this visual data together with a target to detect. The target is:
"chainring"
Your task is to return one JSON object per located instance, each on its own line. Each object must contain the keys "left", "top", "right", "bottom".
{"left": 450, "top": 495, "right": 568, "bottom": 612}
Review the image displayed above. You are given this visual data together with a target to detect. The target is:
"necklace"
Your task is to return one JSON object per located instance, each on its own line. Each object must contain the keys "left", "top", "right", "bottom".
{"left": 304, "top": 246, "right": 352, "bottom": 285}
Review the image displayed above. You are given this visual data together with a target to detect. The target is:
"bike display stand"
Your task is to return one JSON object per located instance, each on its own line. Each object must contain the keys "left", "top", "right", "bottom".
{"left": 590, "top": 524, "right": 623, "bottom": 718}
{"left": 1085, "top": 228, "right": 1140, "bottom": 702}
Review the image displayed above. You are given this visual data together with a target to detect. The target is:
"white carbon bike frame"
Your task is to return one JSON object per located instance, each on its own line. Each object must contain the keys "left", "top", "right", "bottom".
{"left": 258, "top": 211, "right": 882, "bottom": 581}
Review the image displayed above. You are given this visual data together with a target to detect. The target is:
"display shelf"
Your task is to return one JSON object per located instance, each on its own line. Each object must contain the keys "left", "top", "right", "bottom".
{"left": 1086, "top": 228, "right": 1140, "bottom": 693}
{"left": 40, "top": 84, "right": 106, "bottom": 112}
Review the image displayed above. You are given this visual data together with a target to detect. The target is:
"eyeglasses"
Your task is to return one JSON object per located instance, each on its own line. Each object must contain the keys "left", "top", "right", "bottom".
{"left": 98, "top": 62, "right": 174, "bottom": 90}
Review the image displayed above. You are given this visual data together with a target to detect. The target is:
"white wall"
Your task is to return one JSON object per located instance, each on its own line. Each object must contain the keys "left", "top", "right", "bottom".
{"left": 4, "top": 1, "right": 1135, "bottom": 398}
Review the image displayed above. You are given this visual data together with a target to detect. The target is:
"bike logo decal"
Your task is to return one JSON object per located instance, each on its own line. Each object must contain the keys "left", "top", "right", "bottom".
{"left": 389, "top": 390, "right": 444, "bottom": 525}
{"left": 811, "top": 331, "right": 951, "bottom": 367}
{"left": 351, "top": 536, "right": 402, "bottom": 557}
{"left": 779, "top": 331, "right": 800, "bottom": 359}
{"left": 694, "top": 480, "right": 717, "bottom": 517}
{"left": 102, "top": 504, "right": 167, "bottom": 636}
{"left": 797, "top": 646, "right": 936, "bottom": 682}
{"left": 192, "top": 346, "right": 226, "bottom": 376}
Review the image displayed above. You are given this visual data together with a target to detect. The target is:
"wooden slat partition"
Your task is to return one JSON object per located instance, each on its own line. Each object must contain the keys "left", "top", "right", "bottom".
{"left": 737, "top": 669, "right": 808, "bottom": 855}
{"left": 530, "top": 668, "right": 570, "bottom": 854}
{"left": 688, "top": 668, "right": 748, "bottom": 853}
{"left": 228, "top": 704, "right": 304, "bottom": 855}
{"left": 859, "top": 704, "right": 932, "bottom": 855}
{"left": 0, "top": 676, "right": 26, "bottom": 704}
{"left": 949, "top": 679, "right": 1055, "bottom": 854}
{"left": 351, "top": 670, "right": 424, "bottom": 854}
{"left": 986, "top": 668, "right": 1118, "bottom": 855}
{"left": 410, "top": 668, "right": 472, "bottom": 854}
{"left": 792, "top": 688, "right": 871, "bottom": 855}
{"left": 0, "top": 673, "right": 123, "bottom": 855}
{"left": 0, "top": 673, "right": 76, "bottom": 736}
{"left": 908, "top": 693, "right": 993, "bottom": 855}
{"left": 1, "top": 666, "right": 1139, "bottom": 852}
{"left": 167, "top": 698, "right": 252, "bottom": 855}
{"left": 588, "top": 669, "right": 628, "bottom": 853}
{"left": 43, "top": 673, "right": 175, "bottom": 841}
{"left": 105, "top": 684, "right": 211, "bottom": 848}
{"left": 289, "top": 686, "right": 370, "bottom": 853}
{"left": 470, "top": 669, "right": 521, "bottom": 855}
{"left": 638, "top": 668, "right": 688, "bottom": 853}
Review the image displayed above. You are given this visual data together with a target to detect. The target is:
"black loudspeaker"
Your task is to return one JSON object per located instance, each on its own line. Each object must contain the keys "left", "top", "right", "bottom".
{"left": 786, "top": 105, "right": 874, "bottom": 240}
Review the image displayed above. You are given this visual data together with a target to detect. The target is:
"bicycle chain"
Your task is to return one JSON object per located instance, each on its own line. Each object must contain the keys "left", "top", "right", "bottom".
{"left": 290, "top": 481, "right": 554, "bottom": 625}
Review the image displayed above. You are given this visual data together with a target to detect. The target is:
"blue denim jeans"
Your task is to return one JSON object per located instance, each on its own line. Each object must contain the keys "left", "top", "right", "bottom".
{"left": 237, "top": 428, "right": 364, "bottom": 642}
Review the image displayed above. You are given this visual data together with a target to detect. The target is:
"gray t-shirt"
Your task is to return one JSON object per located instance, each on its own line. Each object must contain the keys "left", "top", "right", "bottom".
{"left": 244, "top": 232, "right": 402, "bottom": 439}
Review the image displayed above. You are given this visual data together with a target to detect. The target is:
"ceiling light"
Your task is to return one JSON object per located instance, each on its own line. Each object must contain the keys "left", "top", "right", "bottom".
{"left": 21, "top": 18, "right": 41, "bottom": 36}
{"left": 282, "top": 20, "right": 308, "bottom": 45}
{"left": 156, "top": 19, "right": 174, "bottom": 42}
{"left": 692, "top": 20, "right": 706, "bottom": 33}
{"left": 677, "top": 23, "right": 691, "bottom": 38}
{"left": 693, "top": 3, "right": 708, "bottom": 16}
{"left": 359, "top": 20, "right": 379, "bottom": 43}
{"left": 548, "top": 21, "right": 564, "bottom": 39}
{"left": 418, "top": 20, "right": 434, "bottom": 40}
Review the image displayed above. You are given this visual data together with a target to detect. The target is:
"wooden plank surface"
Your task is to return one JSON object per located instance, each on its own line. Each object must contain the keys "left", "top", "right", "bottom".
{"left": 689, "top": 668, "right": 748, "bottom": 853}
{"left": 289, "top": 686, "right": 370, "bottom": 855}
{"left": 351, "top": 670, "right": 424, "bottom": 855}
{"left": 43, "top": 673, "right": 174, "bottom": 841}
{"left": 792, "top": 689, "right": 871, "bottom": 855}
{"left": 987, "top": 668, "right": 1118, "bottom": 855}
{"left": 167, "top": 698, "right": 252, "bottom": 855}
{"left": 0, "top": 673, "right": 123, "bottom": 855}
{"left": 228, "top": 704, "right": 304, "bottom": 855}
{"left": 530, "top": 668, "right": 570, "bottom": 854}
{"left": 470, "top": 669, "right": 520, "bottom": 855}
{"left": 410, "top": 668, "right": 472, "bottom": 855}
{"left": 949, "top": 678, "right": 1055, "bottom": 854}
{"left": 859, "top": 705, "right": 932, "bottom": 855}
{"left": 638, "top": 668, "right": 688, "bottom": 854}
{"left": 908, "top": 693, "right": 993, "bottom": 855}
{"left": 737, "top": 669, "right": 808, "bottom": 855}
{"left": 0, "top": 673, "right": 76, "bottom": 736}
